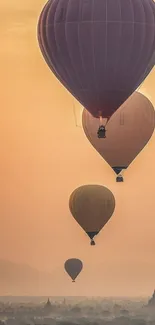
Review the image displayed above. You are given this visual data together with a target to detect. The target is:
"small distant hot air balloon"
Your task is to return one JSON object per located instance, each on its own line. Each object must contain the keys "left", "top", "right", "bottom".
{"left": 64, "top": 258, "right": 83, "bottom": 282}
{"left": 69, "top": 185, "right": 115, "bottom": 245}
{"left": 38, "top": 0, "right": 155, "bottom": 137}
{"left": 82, "top": 92, "right": 155, "bottom": 182}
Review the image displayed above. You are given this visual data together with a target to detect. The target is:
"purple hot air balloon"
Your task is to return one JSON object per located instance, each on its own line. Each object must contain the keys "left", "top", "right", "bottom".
{"left": 38, "top": 0, "right": 155, "bottom": 127}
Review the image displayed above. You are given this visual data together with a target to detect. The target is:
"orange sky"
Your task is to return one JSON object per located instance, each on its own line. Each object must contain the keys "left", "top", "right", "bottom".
{"left": 0, "top": 0, "right": 155, "bottom": 296}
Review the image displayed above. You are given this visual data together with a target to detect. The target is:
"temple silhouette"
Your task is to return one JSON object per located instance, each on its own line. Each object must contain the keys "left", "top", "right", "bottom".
{"left": 148, "top": 290, "right": 155, "bottom": 306}
{"left": 44, "top": 298, "right": 53, "bottom": 312}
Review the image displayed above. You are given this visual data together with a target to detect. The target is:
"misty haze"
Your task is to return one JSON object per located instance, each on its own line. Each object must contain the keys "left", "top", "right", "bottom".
{"left": 0, "top": 294, "right": 155, "bottom": 325}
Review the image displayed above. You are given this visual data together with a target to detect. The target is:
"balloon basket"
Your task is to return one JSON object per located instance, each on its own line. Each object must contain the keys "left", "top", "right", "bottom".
{"left": 72, "top": 280, "right": 75, "bottom": 283}
{"left": 97, "top": 125, "right": 106, "bottom": 138}
{"left": 116, "top": 175, "right": 124, "bottom": 182}
{"left": 90, "top": 239, "right": 96, "bottom": 246}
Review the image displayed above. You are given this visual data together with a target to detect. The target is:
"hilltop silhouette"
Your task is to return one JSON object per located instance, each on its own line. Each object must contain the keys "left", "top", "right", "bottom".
{"left": 147, "top": 290, "right": 155, "bottom": 307}
{"left": 0, "top": 259, "right": 53, "bottom": 296}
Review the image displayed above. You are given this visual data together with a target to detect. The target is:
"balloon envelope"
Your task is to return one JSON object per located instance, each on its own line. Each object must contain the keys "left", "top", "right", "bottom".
{"left": 138, "top": 51, "right": 155, "bottom": 85}
{"left": 38, "top": 0, "right": 155, "bottom": 119}
{"left": 82, "top": 92, "right": 155, "bottom": 180}
{"left": 64, "top": 258, "right": 83, "bottom": 282}
{"left": 69, "top": 185, "right": 115, "bottom": 244}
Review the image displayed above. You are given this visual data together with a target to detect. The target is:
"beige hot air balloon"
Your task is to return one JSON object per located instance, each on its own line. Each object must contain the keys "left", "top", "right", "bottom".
{"left": 69, "top": 185, "right": 115, "bottom": 245}
{"left": 82, "top": 92, "right": 155, "bottom": 181}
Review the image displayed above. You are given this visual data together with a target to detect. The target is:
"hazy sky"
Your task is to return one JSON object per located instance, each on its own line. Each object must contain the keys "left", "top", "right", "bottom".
{"left": 1, "top": 0, "right": 155, "bottom": 296}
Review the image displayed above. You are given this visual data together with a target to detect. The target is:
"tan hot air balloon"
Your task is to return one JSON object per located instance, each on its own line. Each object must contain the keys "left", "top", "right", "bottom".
{"left": 82, "top": 92, "right": 155, "bottom": 182}
{"left": 69, "top": 185, "right": 115, "bottom": 245}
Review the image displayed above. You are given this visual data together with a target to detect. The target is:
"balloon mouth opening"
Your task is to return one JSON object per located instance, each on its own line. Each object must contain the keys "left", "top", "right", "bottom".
{"left": 72, "top": 280, "right": 76, "bottom": 283}
{"left": 90, "top": 239, "right": 96, "bottom": 245}
{"left": 116, "top": 175, "right": 124, "bottom": 182}
{"left": 97, "top": 125, "right": 106, "bottom": 138}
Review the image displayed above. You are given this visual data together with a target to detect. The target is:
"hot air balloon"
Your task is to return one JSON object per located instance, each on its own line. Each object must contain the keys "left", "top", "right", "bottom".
{"left": 64, "top": 258, "right": 83, "bottom": 282}
{"left": 82, "top": 92, "right": 155, "bottom": 182}
{"left": 69, "top": 185, "right": 115, "bottom": 245}
{"left": 38, "top": 0, "right": 155, "bottom": 136}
